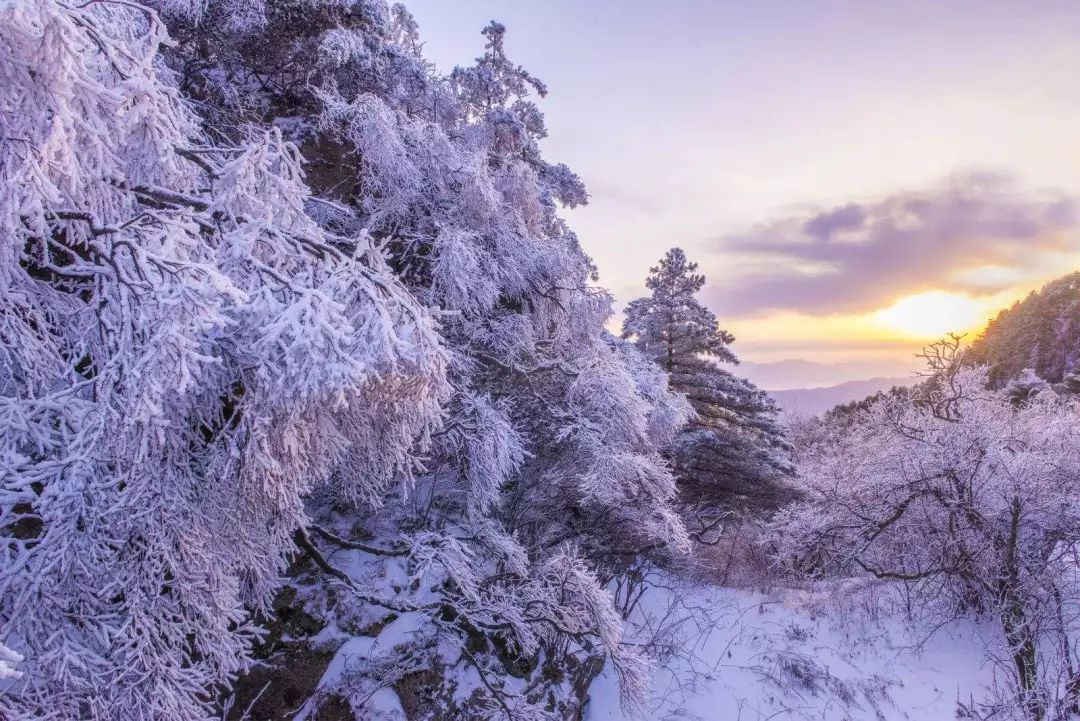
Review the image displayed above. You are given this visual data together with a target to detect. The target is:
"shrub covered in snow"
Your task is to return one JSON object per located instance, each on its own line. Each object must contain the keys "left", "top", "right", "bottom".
{"left": 774, "top": 339, "right": 1080, "bottom": 720}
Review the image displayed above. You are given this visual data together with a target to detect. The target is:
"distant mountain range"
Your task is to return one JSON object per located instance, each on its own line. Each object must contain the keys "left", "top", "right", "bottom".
{"left": 768, "top": 271, "right": 1080, "bottom": 415}
{"left": 740, "top": 359, "right": 921, "bottom": 391}
{"left": 768, "top": 376, "right": 915, "bottom": 417}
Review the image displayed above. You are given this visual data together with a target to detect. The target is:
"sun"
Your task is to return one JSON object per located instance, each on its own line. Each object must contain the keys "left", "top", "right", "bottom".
{"left": 873, "top": 291, "right": 988, "bottom": 339}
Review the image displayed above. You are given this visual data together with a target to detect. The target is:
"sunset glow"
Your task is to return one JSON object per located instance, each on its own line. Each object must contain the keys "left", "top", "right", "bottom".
{"left": 873, "top": 291, "right": 990, "bottom": 339}
{"left": 409, "top": 0, "right": 1080, "bottom": 388}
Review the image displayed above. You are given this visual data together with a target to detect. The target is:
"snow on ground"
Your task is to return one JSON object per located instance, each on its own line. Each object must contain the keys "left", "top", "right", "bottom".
{"left": 587, "top": 581, "right": 1002, "bottom": 721}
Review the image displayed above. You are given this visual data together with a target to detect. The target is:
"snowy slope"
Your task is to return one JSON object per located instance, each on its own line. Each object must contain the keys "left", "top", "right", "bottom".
{"left": 586, "top": 582, "right": 1001, "bottom": 721}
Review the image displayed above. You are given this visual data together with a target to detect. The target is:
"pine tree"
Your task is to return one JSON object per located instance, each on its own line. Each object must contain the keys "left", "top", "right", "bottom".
{"left": 624, "top": 249, "right": 793, "bottom": 511}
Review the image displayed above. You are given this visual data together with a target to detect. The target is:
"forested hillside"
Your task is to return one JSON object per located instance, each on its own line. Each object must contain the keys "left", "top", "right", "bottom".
{"left": 968, "top": 272, "right": 1080, "bottom": 388}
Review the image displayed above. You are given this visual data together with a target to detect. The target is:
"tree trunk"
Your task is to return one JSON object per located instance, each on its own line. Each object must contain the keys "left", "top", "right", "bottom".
{"left": 1002, "top": 611, "right": 1042, "bottom": 721}
{"left": 1000, "top": 498, "right": 1043, "bottom": 721}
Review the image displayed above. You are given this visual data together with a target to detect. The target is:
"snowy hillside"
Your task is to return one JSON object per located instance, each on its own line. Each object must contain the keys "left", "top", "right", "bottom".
{"left": 967, "top": 272, "right": 1080, "bottom": 389}
{"left": 587, "top": 581, "right": 1001, "bottom": 721}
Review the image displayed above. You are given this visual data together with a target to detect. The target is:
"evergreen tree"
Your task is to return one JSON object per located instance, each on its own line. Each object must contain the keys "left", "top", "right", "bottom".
{"left": 623, "top": 249, "right": 793, "bottom": 512}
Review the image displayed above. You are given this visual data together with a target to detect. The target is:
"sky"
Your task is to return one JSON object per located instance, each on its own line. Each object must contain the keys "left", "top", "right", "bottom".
{"left": 405, "top": 0, "right": 1080, "bottom": 388}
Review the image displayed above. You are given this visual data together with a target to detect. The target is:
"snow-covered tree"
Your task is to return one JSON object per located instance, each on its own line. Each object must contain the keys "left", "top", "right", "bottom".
{"left": 623, "top": 249, "right": 792, "bottom": 513}
{"left": 1006, "top": 368, "right": 1052, "bottom": 407}
{"left": 774, "top": 343, "right": 1080, "bottom": 720}
{"left": 0, "top": 2, "right": 450, "bottom": 718}
{"left": 1, "top": 1, "right": 693, "bottom": 718}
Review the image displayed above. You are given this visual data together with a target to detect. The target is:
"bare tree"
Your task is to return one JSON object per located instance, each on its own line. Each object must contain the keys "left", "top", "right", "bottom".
{"left": 774, "top": 346, "right": 1080, "bottom": 720}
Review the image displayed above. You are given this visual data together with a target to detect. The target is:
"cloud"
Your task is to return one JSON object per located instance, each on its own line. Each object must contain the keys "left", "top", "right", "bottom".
{"left": 708, "top": 172, "right": 1080, "bottom": 316}
{"left": 802, "top": 203, "right": 867, "bottom": 240}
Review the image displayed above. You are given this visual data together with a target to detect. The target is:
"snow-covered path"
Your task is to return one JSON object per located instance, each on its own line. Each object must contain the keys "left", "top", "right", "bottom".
{"left": 587, "top": 583, "right": 1000, "bottom": 721}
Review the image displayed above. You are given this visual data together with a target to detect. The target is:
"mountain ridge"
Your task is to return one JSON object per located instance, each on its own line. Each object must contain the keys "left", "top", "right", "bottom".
{"left": 966, "top": 271, "right": 1080, "bottom": 388}
{"left": 769, "top": 375, "right": 915, "bottom": 416}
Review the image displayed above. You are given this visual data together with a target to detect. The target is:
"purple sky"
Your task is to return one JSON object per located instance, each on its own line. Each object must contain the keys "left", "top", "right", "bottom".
{"left": 405, "top": 0, "right": 1080, "bottom": 387}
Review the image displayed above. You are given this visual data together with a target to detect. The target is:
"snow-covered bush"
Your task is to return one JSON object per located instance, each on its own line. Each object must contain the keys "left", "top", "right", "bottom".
{"left": 774, "top": 341, "right": 1080, "bottom": 720}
